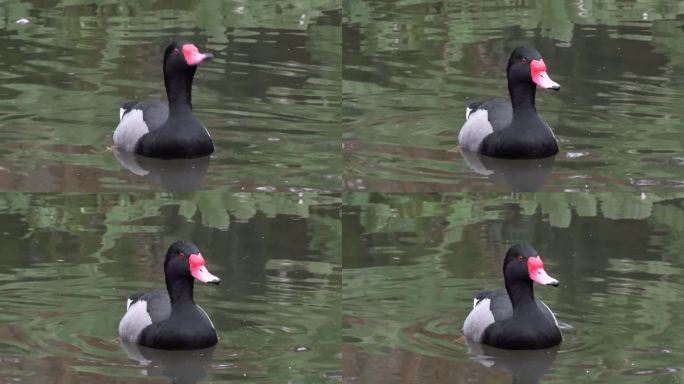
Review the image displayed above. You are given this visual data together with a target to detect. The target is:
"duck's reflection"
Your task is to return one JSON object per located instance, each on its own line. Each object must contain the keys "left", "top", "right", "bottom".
{"left": 465, "top": 338, "right": 559, "bottom": 384}
{"left": 121, "top": 341, "right": 215, "bottom": 384}
{"left": 114, "top": 150, "right": 210, "bottom": 192}
{"left": 461, "top": 149, "right": 555, "bottom": 191}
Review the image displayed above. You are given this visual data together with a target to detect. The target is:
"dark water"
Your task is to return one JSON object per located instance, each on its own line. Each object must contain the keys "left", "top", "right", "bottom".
{"left": 0, "top": 0, "right": 340, "bottom": 192}
{"left": 343, "top": 0, "right": 684, "bottom": 191}
{"left": 0, "top": 192, "right": 341, "bottom": 383}
{"left": 343, "top": 193, "right": 684, "bottom": 383}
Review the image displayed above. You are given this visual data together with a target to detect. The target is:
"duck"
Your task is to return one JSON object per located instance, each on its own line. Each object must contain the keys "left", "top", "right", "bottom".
{"left": 462, "top": 244, "right": 562, "bottom": 350}
{"left": 113, "top": 41, "right": 214, "bottom": 159}
{"left": 118, "top": 241, "right": 221, "bottom": 350}
{"left": 458, "top": 47, "right": 561, "bottom": 159}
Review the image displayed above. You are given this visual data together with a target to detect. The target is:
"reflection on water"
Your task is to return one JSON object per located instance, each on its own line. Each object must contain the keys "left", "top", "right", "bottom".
{"left": 343, "top": 0, "right": 684, "bottom": 191}
{"left": 460, "top": 150, "right": 556, "bottom": 192}
{"left": 0, "top": 0, "right": 341, "bottom": 192}
{"left": 121, "top": 342, "right": 215, "bottom": 384}
{"left": 465, "top": 340, "right": 559, "bottom": 384}
{"left": 0, "top": 192, "right": 341, "bottom": 382}
{"left": 343, "top": 192, "right": 684, "bottom": 383}
{"left": 113, "top": 150, "right": 211, "bottom": 192}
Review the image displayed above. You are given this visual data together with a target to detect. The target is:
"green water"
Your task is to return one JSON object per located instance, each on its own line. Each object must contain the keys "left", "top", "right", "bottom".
{"left": 343, "top": 0, "right": 684, "bottom": 191}
{"left": 343, "top": 192, "right": 684, "bottom": 383}
{"left": 0, "top": 0, "right": 340, "bottom": 192}
{"left": 0, "top": 192, "right": 341, "bottom": 383}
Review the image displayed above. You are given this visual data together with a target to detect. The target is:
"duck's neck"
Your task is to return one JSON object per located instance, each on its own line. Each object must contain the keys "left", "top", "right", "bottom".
{"left": 166, "top": 276, "right": 195, "bottom": 307}
{"left": 164, "top": 67, "right": 196, "bottom": 113}
{"left": 506, "top": 278, "right": 536, "bottom": 311}
{"left": 509, "top": 81, "right": 537, "bottom": 113}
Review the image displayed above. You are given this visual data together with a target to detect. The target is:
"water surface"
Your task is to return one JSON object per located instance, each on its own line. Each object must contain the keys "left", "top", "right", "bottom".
{"left": 0, "top": 0, "right": 340, "bottom": 192}
{"left": 343, "top": 1, "right": 684, "bottom": 191}
{"left": 0, "top": 192, "right": 341, "bottom": 383}
{"left": 343, "top": 192, "right": 684, "bottom": 383}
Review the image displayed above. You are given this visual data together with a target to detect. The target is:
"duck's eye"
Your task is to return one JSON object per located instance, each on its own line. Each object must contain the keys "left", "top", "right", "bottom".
{"left": 173, "top": 48, "right": 180, "bottom": 55}
{"left": 179, "top": 252, "right": 185, "bottom": 259}
{"left": 517, "top": 255, "right": 524, "bottom": 262}
{"left": 521, "top": 58, "right": 528, "bottom": 64}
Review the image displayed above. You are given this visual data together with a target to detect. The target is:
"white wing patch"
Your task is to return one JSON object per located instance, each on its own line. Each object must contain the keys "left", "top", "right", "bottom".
{"left": 465, "top": 107, "right": 473, "bottom": 119}
{"left": 463, "top": 298, "right": 495, "bottom": 343}
{"left": 458, "top": 109, "right": 493, "bottom": 152}
{"left": 119, "top": 108, "right": 125, "bottom": 121}
{"left": 113, "top": 109, "right": 149, "bottom": 152}
{"left": 118, "top": 299, "right": 153, "bottom": 343}
{"left": 126, "top": 298, "right": 132, "bottom": 310}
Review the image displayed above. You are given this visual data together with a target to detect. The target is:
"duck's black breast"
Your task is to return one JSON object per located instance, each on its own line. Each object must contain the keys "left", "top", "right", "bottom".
{"left": 138, "top": 305, "right": 218, "bottom": 350}
{"left": 482, "top": 303, "right": 561, "bottom": 349}
{"left": 479, "top": 115, "right": 558, "bottom": 159}
{"left": 483, "top": 317, "right": 561, "bottom": 350}
{"left": 135, "top": 114, "right": 214, "bottom": 159}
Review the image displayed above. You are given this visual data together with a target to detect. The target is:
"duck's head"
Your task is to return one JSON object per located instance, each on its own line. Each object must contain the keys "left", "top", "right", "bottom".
{"left": 503, "top": 244, "right": 559, "bottom": 287}
{"left": 507, "top": 47, "right": 560, "bottom": 91}
{"left": 164, "top": 240, "right": 220, "bottom": 285}
{"left": 163, "top": 41, "right": 213, "bottom": 76}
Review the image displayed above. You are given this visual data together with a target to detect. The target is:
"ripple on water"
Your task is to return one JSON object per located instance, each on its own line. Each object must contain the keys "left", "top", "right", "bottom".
{"left": 344, "top": 0, "right": 684, "bottom": 192}
{"left": 390, "top": 269, "right": 684, "bottom": 383}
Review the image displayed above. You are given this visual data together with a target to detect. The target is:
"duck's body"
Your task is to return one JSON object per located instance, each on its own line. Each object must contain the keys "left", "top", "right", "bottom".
{"left": 464, "top": 288, "right": 561, "bottom": 350}
{"left": 113, "top": 42, "right": 214, "bottom": 159}
{"left": 463, "top": 245, "right": 562, "bottom": 350}
{"left": 458, "top": 47, "right": 560, "bottom": 159}
{"left": 118, "top": 241, "right": 221, "bottom": 350}
{"left": 119, "top": 289, "right": 218, "bottom": 350}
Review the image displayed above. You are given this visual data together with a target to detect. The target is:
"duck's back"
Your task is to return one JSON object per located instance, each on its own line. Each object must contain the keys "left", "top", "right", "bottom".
{"left": 118, "top": 289, "right": 171, "bottom": 343}
{"left": 114, "top": 101, "right": 169, "bottom": 152}
{"left": 459, "top": 98, "right": 513, "bottom": 152}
